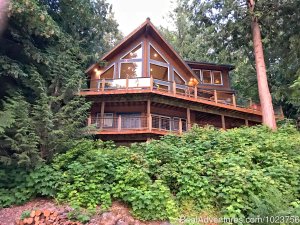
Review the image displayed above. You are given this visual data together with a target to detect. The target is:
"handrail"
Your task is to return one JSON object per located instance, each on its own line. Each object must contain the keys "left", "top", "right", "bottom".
{"left": 81, "top": 77, "right": 284, "bottom": 118}
{"left": 89, "top": 114, "right": 187, "bottom": 133}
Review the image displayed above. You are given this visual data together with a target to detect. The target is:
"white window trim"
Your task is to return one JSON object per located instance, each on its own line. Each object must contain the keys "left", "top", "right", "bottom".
{"left": 192, "top": 69, "right": 202, "bottom": 82}
{"left": 212, "top": 71, "right": 223, "bottom": 85}
{"left": 149, "top": 62, "right": 170, "bottom": 83}
{"left": 149, "top": 43, "right": 169, "bottom": 64}
{"left": 120, "top": 42, "right": 143, "bottom": 60}
{"left": 119, "top": 61, "right": 143, "bottom": 79}
{"left": 100, "top": 63, "right": 115, "bottom": 79}
{"left": 173, "top": 69, "right": 187, "bottom": 85}
{"left": 96, "top": 113, "right": 114, "bottom": 128}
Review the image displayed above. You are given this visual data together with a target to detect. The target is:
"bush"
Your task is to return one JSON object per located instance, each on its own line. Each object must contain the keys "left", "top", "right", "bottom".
{"left": 1, "top": 125, "right": 300, "bottom": 222}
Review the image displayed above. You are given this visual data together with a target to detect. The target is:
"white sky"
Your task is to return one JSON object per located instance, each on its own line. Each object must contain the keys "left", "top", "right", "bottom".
{"left": 107, "top": 0, "right": 175, "bottom": 36}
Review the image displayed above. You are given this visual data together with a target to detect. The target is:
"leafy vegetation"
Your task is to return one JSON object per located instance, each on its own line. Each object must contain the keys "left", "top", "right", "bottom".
{"left": 161, "top": 0, "right": 300, "bottom": 120}
{"left": 1, "top": 126, "right": 300, "bottom": 222}
{"left": 0, "top": 0, "right": 121, "bottom": 167}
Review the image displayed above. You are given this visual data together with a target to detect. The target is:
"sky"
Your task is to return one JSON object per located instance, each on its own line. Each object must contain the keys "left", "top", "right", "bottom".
{"left": 107, "top": 0, "right": 175, "bottom": 36}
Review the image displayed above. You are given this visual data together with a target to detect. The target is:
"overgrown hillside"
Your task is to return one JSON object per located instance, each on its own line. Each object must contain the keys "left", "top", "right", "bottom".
{"left": 1, "top": 125, "right": 300, "bottom": 223}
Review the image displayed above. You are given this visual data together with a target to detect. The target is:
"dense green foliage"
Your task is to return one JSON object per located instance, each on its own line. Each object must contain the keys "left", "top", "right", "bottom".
{"left": 0, "top": 0, "right": 120, "bottom": 167}
{"left": 161, "top": 0, "right": 300, "bottom": 120}
{"left": 1, "top": 126, "right": 300, "bottom": 222}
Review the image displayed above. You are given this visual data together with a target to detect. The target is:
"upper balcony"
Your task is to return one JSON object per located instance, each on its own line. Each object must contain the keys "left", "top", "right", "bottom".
{"left": 80, "top": 77, "right": 284, "bottom": 118}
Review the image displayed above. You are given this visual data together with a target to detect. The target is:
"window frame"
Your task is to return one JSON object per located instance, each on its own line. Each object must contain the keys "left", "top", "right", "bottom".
{"left": 194, "top": 69, "right": 223, "bottom": 86}
{"left": 118, "top": 42, "right": 144, "bottom": 79}
{"left": 96, "top": 112, "right": 114, "bottom": 128}
{"left": 192, "top": 69, "right": 202, "bottom": 82}
{"left": 173, "top": 69, "right": 187, "bottom": 85}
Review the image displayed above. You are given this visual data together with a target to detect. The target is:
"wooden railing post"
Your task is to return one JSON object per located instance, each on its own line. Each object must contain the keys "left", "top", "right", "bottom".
{"left": 101, "top": 78, "right": 105, "bottom": 92}
{"left": 232, "top": 94, "right": 237, "bottom": 107}
{"left": 187, "top": 108, "right": 191, "bottom": 130}
{"left": 214, "top": 90, "right": 218, "bottom": 103}
{"left": 158, "top": 116, "right": 161, "bottom": 130}
{"left": 126, "top": 76, "right": 129, "bottom": 90}
{"left": 194, "top": 86, "right": 197, "bottom": 99}
{"left": 150, "top": 76, "right": 153, "bottom": 91}
{"left": 179, "top": 118, "right": 182, "bottom": 134}
{"left": 148, "top": 114, "right": 152, "bottom": 131}
{"left": 173, "top": 81, "right": 176, "bottom": 95}
{"left": 249, "top": 98, "right": 253, "bottom": 109}
{"left": 118, "top": 115, "right": 122, "bottom": 131}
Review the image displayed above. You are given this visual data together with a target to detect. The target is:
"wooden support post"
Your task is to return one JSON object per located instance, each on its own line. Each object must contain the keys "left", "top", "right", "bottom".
{"left": 173, "top": 81, "right": 176, "bottom": 95}
{"left": 150, "top": 76, "right": 153, "bottom": 91}
{"left": 194, "top": 86, "right": 197, "bottom": 99}
{"left": 101, "top": 78, "right": 105, "bottom": 92}
{"left": 87, "top": 113, "right": 91, "bottom": 126}
{"left": 214, "top": 90, "right": 218, "bottom": 103}
{"left": 245, "top": 119, "right": 249, "bottom": 126}
{"left": 187, "top": 108, "right": 191, "bottom": 130}
{"left": 100, "top": 101, "right": 105, "bottom": 129}
{"left": 179, "top": 118, "right": 182, "bottom": 134}
{"left": 221, "top": 115, "right": 226, "bottom": 130}
{"left": 249, "top": 98, "right": 253, "bottom": 109}
{"left": 126, "top": 76, "right": 129, "bottom": 90}
{"left": 232, "top": 94, "right": 237, "bottom": 107}
{"left": 118, "top": 115, "right": 122, "bottom": 131}
{"left": 147, "top": 99, "right": 151, "bottom": 131}
{"left": 148, "top": 114, "right": 152, "bottom": 131}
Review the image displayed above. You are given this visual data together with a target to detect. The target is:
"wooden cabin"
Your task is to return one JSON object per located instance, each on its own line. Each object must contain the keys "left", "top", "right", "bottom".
{"left": 80, "top": 18, "right": 283, "bottom": 143}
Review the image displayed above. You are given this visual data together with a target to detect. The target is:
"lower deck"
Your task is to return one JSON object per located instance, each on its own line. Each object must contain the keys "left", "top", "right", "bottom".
{"left": 88, "top": 99, "right": 261, "bottom": 142}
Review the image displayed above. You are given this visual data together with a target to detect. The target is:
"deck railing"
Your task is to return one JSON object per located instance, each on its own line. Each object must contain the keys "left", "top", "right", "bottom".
{"left": 81, "top": 77, "right": 284, "bottom": 117}
{"left": 89, "top": 114, "right": 188, "bottom": 134}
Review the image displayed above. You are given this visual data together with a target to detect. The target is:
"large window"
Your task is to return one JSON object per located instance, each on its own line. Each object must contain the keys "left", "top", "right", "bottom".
{"left": 120, "top": 62, "right": 142, "bottom": 79}
{"left": 193, "top": 69, "right": 223, "bottom": 85}
{"left": 150, "top": 64, "right": 168, "bottom": 81}
{"left": 119, "top": 43, "right": 143, "bottom": 78}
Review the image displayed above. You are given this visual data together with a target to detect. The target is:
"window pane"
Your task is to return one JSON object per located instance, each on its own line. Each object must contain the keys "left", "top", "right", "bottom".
{"left": 174, "top": 71, "right": 185, "bottom": 85}
{"left": 150, "top": 64, "right": 168, "bottom": 81}
{"left": 193, "top": 69, "right": 201, "bottom": 80}
{"left": 101, "top": 66, "right": 114, "bottom": 79}
{"left": 213, "top": 71, "right": 222, "bottom": 84}
{"left": 122, "top": 45, "right": 142, "bottom": 59}
{"left": 202, "top": 70, "right": 212, "bottom": 84}
{"left": 120, "top": 62, "right": 142, "bottom": 79}
{"left": 150, "top": 46, "right": 166, "bottom": 63}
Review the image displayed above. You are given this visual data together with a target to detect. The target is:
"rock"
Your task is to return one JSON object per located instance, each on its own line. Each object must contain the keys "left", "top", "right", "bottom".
{"left": 116, "top": 219, "right": 129, "bottom": 225}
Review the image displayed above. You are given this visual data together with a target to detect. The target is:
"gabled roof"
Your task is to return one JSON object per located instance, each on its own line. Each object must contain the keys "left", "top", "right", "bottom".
{"left": 87, "top": 18, "right": 198, "bottom": 79}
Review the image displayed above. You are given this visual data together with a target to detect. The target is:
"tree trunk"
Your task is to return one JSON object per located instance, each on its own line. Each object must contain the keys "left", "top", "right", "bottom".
{"left": 248, "top": 0, "right": 277, "bottom": 130}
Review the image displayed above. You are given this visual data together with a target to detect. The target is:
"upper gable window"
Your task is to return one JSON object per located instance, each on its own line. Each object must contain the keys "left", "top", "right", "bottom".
{"left": 174, "top": 71, "right": 185, "bottom": 85}
{"left": 100, "top": 65, "right": 114, "bottom": 79}
{"left": 150, "top": 45, "right": 167, "bottom": 63}
{"left": 193, "top": 69, "right": 201, "bottom": 80}
{"left": 202, "top": 70, "right": 223, "bottom": 85}
{"left": 122, "top": 44, "right": 143, "bottom": 59}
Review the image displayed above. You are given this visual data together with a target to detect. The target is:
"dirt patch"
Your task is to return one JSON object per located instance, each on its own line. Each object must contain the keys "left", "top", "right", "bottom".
{"left": 0, "top": 199, "right": 171, "bottom": 225}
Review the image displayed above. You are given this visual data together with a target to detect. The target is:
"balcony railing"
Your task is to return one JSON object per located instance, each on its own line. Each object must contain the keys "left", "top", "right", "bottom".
{"left": 89, "top": 114, "right": 188, "bottom": 134}
{"left": 81, "top": 77, "right": 284, "bottom": 118}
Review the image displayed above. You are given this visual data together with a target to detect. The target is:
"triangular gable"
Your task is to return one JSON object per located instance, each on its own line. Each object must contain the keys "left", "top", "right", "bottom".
{"left": 89, "top": 18, "right": 198, "bottom": 81}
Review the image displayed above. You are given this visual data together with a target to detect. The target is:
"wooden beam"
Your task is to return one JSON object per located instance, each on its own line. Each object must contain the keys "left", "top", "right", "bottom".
{"left": 100, "top": 101, "right": 105, "bottom": 129}
{"left": 194, "top": 86, "right": 197, "bottom": 99}
{"left": 101, "top": 79, "right": 105, "bottom": 92}
{"left": 187, "top": 108, "right": 191, "bottom": 130}
{"left": 150, "top": 76, "right": 153, "bottom": 91}
{"left": 179, "top": 118, "right": 182, "bottom": 134}
{"left": 232, "top": 94, "right": 236, "bottom": 107}
{"left": 87, "top": 113, "right": 91, "bottom": 126}
{"left": 221, "top": 115, "right": 226, "bottom": 129}
{"left": 148, "top": 114, "right": 152, "bottom": 131}
{"left": 147, "top": 99, "right": 151, "bottom": 131}
{"left": 214, "top": 90, "right": 218, "bottom": 103}
{"left": 118, "top": 115, "right": 122, "bottom": 131}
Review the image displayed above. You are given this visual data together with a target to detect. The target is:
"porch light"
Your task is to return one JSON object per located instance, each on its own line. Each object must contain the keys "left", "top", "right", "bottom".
{"left": 94, "top": 68, "right": 101, "bottom": 78}
{"left": 188, "top": 78, "right": 199, "bottom": 86}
